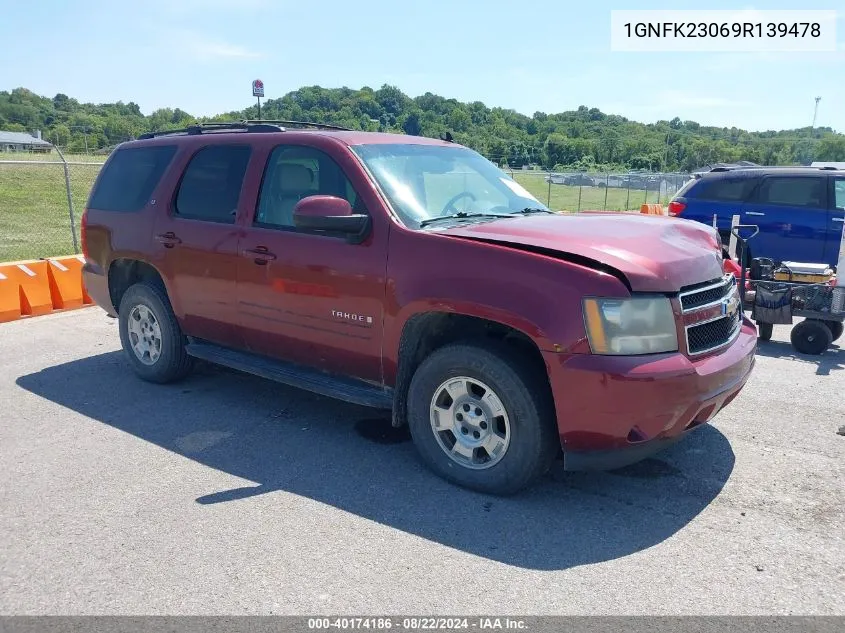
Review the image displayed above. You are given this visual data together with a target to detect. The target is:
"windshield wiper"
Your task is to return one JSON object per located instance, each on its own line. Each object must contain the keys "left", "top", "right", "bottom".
{"left": 514, "top": 207, "right": 554, "bottom": 215}
{"left": 419, "top": 212, "right": 514, "bottom": 228}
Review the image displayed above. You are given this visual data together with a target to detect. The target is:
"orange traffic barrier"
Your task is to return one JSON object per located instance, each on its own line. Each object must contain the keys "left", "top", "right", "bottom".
{"left": 639, "top": 203, "right": 668, "bottom": 216}
{"left": 46, "top": 255, "right": 92, "bottom": 310}
{"left": 0, "top": 260, "right": 53, "bottom": 323}
{"left": 0, "top": 255, "right": 94, "bottom": 323}
{"left": 0, "top": 269, "right": 18, "bottom": 322}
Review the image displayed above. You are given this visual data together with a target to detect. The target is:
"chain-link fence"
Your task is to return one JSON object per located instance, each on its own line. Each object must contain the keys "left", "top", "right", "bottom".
{"left": 0, "top": 152, "right": 104, "bottom": 261}
{"left": 0, "top": 149, "right": 694, "bottom": 262}
{"left": 508, "top": 169, "right": 692, "bottom": 212}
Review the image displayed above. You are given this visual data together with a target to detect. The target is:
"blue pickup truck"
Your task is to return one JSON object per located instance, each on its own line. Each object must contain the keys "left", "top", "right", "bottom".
{"left": 668, "top": 166, "right": 845, "bottom": 267}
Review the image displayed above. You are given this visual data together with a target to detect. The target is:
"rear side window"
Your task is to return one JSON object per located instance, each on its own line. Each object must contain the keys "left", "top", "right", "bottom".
{"left": 833, "top": 178, "right": 845, "bottom": 210}
{"left": 87, "top": 145, "right": 176, "bottom": 212}
{"left": 690, "top": 177, "right": 757, "bottom": 202}
{"left": 175, "top": 145, "right": 252, "bottom": 223}
{"left": 757, "top": 177, "right": 824, "bottom": 208}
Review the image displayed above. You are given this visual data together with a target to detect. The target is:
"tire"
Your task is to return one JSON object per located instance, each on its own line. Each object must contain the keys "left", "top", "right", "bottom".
{"left": 118, "top": 281, "right": 194, "bottom": 383}
{"left": 824, "top": 321, "right": 843, "bottom": 343}
{"left": 757, "top": 322, "right": 773, "bottom": 341}
{"left": 790, "top": 319, "right": 832, "bottom": 356}
{"left": 804, "top": 319, "right": 843, "bottom": 343}
{"left": 406, "top": 342, "right": 558, "bottom": 495}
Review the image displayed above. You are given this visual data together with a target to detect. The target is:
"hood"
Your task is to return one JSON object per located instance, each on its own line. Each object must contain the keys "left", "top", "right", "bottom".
{"left": 437, "top": 212, "right": 724, "bottom": 292}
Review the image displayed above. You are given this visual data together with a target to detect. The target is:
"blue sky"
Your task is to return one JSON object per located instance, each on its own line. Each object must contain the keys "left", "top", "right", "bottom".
{"left": 1, "top": 0, "right": 843, "bottom": 132}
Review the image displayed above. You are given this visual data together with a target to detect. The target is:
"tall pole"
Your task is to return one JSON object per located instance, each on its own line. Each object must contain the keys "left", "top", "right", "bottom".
{"left": 252, "top": 79, "right": 264, "bottom": 121}
{"left": 812, "top": 96, "right": 821, "bottom": 129}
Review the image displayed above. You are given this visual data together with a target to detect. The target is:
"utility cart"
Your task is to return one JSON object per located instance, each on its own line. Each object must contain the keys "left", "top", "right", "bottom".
{"left": 732, "top": 225, "right": 845, "bottom": 355}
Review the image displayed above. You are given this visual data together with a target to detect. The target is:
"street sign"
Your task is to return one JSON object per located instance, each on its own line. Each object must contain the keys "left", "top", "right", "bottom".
{"left": 252, "top": 79, "right": 264, "bottom": 98}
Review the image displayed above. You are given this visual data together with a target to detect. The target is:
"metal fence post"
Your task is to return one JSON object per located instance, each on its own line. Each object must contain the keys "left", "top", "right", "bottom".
{"left": 603, "top": 173, "right": 609, "bottom": 211}
{"left": 625, "top": 181, "right": 631, "bottom": 211}
{"left": 53, "top": 145, "right": 79, "bottom": 253}
{"left": 577, "top": 184, "right": 582, "bottom": 212}
{"left": 547, "top": 171, "right": 552, "bottom": 207}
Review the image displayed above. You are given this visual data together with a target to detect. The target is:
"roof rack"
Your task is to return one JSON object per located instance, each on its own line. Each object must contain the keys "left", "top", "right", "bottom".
{"left": 240, "top": 119, "right": 353, "bottom": 131}
{"left": 708, "top": 165, "right": 842, "bottom": 173}
{"left": 137, "top": 122, "right": 283, "bottom": 139}
{"left": 136, "top": 119, "right": 354, "bottom": 140}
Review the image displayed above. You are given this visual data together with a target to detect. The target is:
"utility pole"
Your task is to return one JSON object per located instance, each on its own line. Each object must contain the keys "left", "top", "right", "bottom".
{"left": 812, "top": 96, "right": 821, "bottom": 129}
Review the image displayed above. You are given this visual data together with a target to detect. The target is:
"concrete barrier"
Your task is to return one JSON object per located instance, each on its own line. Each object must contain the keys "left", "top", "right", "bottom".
{"left": 0, "top": 255, "right": 93, "bottom": 323}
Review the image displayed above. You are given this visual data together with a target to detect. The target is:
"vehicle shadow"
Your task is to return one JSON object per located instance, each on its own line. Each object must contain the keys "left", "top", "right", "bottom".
{"left": 16, "top": 351, "right": 736, "bottom": 571}
{"left": 754, "top": 340, "right": 844, "bottom": 376}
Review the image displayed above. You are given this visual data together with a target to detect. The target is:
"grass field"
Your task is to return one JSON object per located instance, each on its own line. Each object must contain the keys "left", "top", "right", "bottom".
{"left": 512, "top": 172, "right": 669, "bottom": 213}
{"left": 0, "top": 157, "right": 105, "bottom": 261}
{"left": 0, "top": 154, "right": 676, "bottom": 261}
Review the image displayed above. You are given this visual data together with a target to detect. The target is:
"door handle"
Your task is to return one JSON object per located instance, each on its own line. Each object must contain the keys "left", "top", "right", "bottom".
{"left": 155, "top": 232, "right": 182, "bottom": 247}
{"left": 242, "top": 247, "right": 277, "bottom": 264}
{"left": 833, "top": 217, "right": 844, "bottom": 223}
{"left": 746, "top": 211, "right": 766, "bottom": 217}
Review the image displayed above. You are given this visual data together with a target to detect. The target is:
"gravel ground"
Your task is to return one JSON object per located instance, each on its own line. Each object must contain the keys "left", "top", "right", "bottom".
{"left": 0, "top": 308, "right": 843, "bottom": 615}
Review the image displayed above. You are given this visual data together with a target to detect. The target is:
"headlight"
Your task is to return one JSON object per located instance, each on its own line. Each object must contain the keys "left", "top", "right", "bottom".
{"left": 582, "top": 296, "right": 678, "bottom": 355}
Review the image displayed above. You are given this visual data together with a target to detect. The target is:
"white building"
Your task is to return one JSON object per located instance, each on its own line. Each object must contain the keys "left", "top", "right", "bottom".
{"left": 0, "top": 130, "right": 52, "bottom": 153}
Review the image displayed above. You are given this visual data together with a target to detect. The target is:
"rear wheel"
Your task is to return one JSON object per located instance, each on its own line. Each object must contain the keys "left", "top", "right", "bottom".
{"left": 118, "top": 282, "right": 194, "bottom": 383}
{"left": 816, "top": 320, "right": 844, "bottom": 342}
{"left": 790, "top": 319, "right": 832, "bottom": 356}
{"left": 757, "top": 322, "right": 773, "bottom": 341}
{"left": 406, "top": 342, "right": 558, "bottom": 495}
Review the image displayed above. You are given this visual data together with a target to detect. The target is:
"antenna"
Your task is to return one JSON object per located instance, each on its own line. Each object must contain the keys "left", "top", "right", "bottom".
{"left": 812, "top": 96, "right": 821, "bottom": 129}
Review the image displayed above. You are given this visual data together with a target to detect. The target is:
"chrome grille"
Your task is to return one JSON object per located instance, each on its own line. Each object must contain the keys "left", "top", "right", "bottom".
{"left": 680, "top": 275, "right": 735, "bottom": 311}
{"left": 687, "top": 310, "right": 741, "bottom": 355}
{"left": 679, "top": 273, "right": 742, "bottom": 356}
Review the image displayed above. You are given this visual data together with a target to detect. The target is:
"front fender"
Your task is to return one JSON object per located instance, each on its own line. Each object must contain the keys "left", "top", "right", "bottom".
{"left": 381, "top": 227, "right": 633, "bottom": 384}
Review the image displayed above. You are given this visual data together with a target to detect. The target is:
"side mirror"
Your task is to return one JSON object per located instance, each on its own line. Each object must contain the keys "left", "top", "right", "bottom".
{"left": 292, "top": 195, "right": 370, "bottom": 242}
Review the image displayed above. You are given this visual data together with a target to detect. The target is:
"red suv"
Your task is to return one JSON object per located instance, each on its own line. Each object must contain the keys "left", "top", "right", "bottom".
{"left": 81, "top": 121, "right": 757, "bottom": 495}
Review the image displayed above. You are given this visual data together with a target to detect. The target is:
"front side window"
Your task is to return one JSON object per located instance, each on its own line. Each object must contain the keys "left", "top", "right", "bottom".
{"left": 350, "top": 143, "right": 548, "bottom": 228}
{"left": 174, "top": 145, "right": 251, "bottom": 223}
{"left": 255, "top": 145, "right": 361, "bottom": 228}
{"left": 757, "top": 177, "right": 825, "bottom": 209}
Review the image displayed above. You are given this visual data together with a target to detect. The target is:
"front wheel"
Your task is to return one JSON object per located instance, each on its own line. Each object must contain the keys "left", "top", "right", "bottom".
{"left": 406, "top": 342, "right": 558, "bottom": 495}
{"left": 118, "top": 282, "right": 194, "bottom": 383}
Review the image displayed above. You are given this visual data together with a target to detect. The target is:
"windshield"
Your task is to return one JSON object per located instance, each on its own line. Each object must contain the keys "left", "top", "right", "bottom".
{"left": 351, "top": 143, "right": 549, "bottom": 228}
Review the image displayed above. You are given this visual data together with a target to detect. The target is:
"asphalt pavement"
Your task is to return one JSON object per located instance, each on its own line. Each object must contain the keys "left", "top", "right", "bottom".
{"left": 1, "top": 308, "right": 843, "bottom": 615}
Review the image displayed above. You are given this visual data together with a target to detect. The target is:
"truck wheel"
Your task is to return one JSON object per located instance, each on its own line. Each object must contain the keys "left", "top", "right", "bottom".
{"left": 757, "top": 322, "right": 773, "bottom": 341}
{"left": 790, "top": 320, "right": 832, "bottom": 356}
{"left": 118, "top": 281, "right": 194, "bottom": 383}
{"left": 406, "top": 342, "right": 558, "bottom": 495}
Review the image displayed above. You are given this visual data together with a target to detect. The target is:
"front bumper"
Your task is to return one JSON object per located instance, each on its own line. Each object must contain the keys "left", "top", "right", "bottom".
{"left": 543, "top": 317, "right": 757, "bottom": 471}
